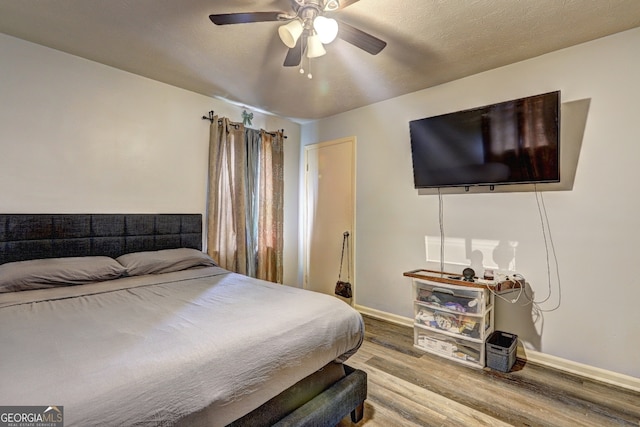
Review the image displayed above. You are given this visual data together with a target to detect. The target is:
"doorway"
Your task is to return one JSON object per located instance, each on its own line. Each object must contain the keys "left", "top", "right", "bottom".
{"left": 303, "top": 137, "right": 356, "bottom": 298}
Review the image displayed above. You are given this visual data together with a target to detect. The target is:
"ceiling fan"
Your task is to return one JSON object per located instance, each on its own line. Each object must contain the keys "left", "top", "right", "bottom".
{"left": 209, "top": 0, "right": 387, "bottom": 68}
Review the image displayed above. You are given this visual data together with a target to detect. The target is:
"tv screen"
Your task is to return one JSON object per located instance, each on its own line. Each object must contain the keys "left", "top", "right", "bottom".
{"left": 409, "top": 91, "right": 560, "bottom": 189}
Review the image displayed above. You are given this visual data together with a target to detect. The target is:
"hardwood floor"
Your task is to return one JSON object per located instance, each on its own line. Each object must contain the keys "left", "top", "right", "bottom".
{"left": 338, "top": 315, "right": 640, "bottom": 427}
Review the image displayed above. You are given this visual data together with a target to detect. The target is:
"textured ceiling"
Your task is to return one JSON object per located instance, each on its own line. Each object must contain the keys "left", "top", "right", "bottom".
{"left": 1, "top": 0, "right": 639, "bottom": 121}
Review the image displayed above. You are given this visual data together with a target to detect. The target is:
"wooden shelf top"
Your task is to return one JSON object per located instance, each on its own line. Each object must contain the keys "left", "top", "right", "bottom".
{"left": 403, "top": 269, "right": 521, "bottom": 291}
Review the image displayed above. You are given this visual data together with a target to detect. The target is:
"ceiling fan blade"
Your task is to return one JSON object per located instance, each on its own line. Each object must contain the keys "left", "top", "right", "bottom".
{"left": 336, "top": 0, "right": 360, "bottom": 10}
{"left": 337, "top": 21, "right": 386, "bottom": 55}
{"left": 209, "top": 12, "right": 284, "bottom": 25}
{"left": 283, "top": 35, "right": 307, "bottom": 67}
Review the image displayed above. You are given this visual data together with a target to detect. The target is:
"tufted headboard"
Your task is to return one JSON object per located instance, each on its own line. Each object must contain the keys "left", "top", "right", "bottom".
{"left": 0, "top": 214, "right": 202, "bottom": 265}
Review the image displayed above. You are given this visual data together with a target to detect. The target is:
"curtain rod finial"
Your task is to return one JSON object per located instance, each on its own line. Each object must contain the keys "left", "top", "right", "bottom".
{"left": 202, "top": 110, "right": 215, "bottom": 123}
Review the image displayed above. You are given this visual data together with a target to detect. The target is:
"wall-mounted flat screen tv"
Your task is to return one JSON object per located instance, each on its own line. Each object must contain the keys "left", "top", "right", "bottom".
{"left": 409, "top": 91, "right": 560, "bottom": 189}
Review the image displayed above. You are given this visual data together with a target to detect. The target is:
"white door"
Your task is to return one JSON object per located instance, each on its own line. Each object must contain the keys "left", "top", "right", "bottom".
{"left": 303, "top": 137, "right": 355, "bottom": 297}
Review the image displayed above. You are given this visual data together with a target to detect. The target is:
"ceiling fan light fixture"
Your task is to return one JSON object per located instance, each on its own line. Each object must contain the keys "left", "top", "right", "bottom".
{"left": 306, "top": 34, "right": 327, "bottom": 58}
{"left": 313, "top": 16, "right": 339, "bottom": 44}
{"left": 278, "top": 19, "right": 304, "bottom": 48}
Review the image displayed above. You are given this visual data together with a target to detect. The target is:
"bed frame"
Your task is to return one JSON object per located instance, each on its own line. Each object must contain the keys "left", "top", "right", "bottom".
{"left": 0, "top": 213, "right": 367, "bottom": 426}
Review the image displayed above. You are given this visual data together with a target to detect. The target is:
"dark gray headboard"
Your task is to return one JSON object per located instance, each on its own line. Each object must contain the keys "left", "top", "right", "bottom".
{"left": 0, "top": 214, "right": 202, "bottom": 265}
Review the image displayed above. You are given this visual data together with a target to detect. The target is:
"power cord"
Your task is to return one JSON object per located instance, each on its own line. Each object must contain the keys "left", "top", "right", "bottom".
{"left": 438, "top": 188, "right": 445, "bottom": 274}
{"left": 521, "top": 185, "right": 561, "bottom": 311}
{"left": 435, "top": 185, "right": 560, "bottom": 313}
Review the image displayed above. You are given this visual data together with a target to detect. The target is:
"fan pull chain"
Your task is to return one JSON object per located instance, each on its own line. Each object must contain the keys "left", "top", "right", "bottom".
{"left": 297, "top": 36, "right": 312, "bottom": 79}
{"left": 299, "top": 35, "right": 305, "bottom": 76}
{"left": 299, "top": 59, "right": 312, "bottom": 79}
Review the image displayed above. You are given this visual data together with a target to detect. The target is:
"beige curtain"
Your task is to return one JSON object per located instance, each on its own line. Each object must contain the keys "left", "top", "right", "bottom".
{"left": 206, "top": 117, "right": 248, "bottom": 275}
{"left": 206, "top": 118, "right": 284, "bottom": 283}
{"left": 256, "top": 130, "right": 284, "bottom": 283}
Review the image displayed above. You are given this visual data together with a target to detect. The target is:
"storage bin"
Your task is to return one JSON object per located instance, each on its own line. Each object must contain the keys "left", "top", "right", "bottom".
{"left": 486, "top": 331, "right": 517, "bottom": 372}
{"left": 410, "top": 273, "right": 495, "bottom": 369}
{"left": 414, "top": 280, "right": 488, "bottom": 314}
{"left": 414, "top": 328, "right": 482, "bottom": 364}
{"left": 414, "top": 305, "right": 490, "bottom": 339}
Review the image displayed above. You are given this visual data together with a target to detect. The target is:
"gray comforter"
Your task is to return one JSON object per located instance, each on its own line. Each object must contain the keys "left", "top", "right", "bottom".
{"left": 0, "top": 267, "right": 364, "bottom": 426}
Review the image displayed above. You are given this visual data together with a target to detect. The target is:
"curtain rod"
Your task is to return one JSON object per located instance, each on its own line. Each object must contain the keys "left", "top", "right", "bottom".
{"left": 201, "top": 110, "right": 287, "bottom": 139}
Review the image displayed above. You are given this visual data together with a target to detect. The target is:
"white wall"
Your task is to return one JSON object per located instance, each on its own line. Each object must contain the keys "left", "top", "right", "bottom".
{"left": 0, "top": 33, "right": 301, "bottom": 286}
{"left": 3, "top": 26, "right": 639, "bottom": 378}
{"left": 302, "top": 27, "right": 640, "bottom": 378}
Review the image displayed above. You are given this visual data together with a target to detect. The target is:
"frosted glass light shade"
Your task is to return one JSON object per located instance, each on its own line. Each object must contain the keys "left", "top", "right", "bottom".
{"left": 278, "top": 20, "right": 304, "bottom": 48}
{"left": 306, "top": 34, "right": 326, "bottom": 58}
{"left": 313, "top": 16, "right": 338, "bottom": 44}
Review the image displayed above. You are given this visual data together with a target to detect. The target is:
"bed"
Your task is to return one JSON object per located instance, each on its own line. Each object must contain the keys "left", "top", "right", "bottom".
{"left": 0, "top": 214, "right": 367, "bottom": 427}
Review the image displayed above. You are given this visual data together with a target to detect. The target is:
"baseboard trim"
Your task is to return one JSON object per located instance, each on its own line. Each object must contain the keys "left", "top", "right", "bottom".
{"left": 354, "top": 305, "right": 640, "bottom": 393}
{"left": 517, "top": 347, "right": 640, "bottom": 392}
{"left": 354, "top": 304, "right": 414, "bottom": 328}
